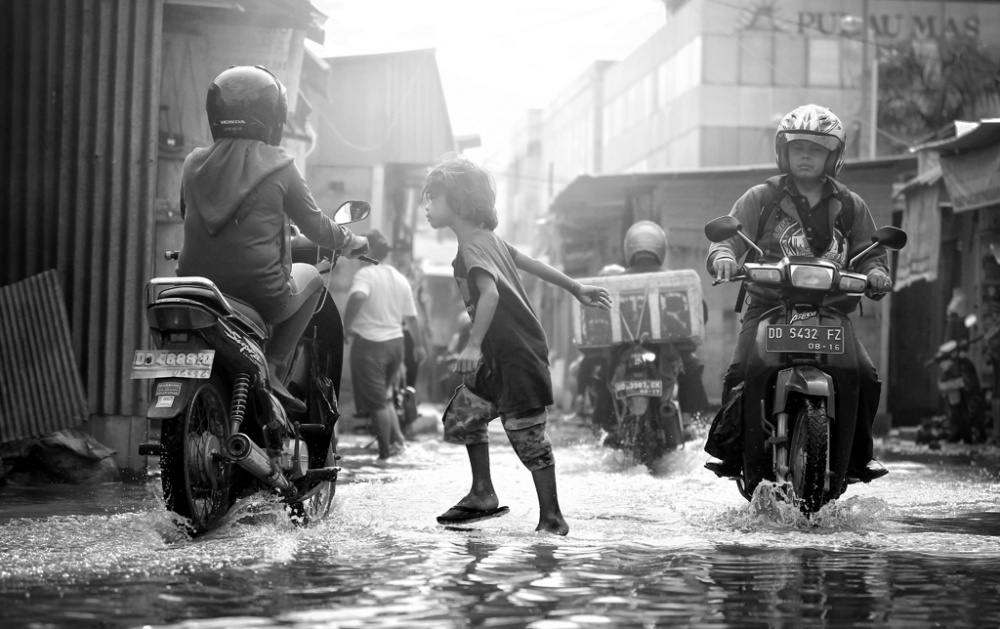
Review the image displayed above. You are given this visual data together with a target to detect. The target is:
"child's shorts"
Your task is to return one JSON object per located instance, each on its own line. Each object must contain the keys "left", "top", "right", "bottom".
{"left": 441, "top": 384, "right": 554, "bottom": 471}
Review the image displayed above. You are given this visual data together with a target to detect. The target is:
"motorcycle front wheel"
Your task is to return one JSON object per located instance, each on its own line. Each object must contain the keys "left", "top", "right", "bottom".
{"left": 160, "top": 377, "right": 235, "bottom": 534}
{"left": 290, "top": 435, "right": 338, "bottom": 525}
{"left": 788, "top": 396, "right": 829, "bottom": 514}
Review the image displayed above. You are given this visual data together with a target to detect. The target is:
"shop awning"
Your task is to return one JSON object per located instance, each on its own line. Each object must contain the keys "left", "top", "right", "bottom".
{"left": 912, "top": 119, "right": 1000, "bottom": 214}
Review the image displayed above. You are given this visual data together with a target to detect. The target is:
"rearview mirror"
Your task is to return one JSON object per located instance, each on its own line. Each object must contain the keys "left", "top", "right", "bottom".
{"left": 872, "top": 226, "right": 907, "bottom": 251}
{"left": 704, "top": 216, "right": 740, "bottom": 242}
{"left": 333, "top": 200, "right": 371, "bottom": 224}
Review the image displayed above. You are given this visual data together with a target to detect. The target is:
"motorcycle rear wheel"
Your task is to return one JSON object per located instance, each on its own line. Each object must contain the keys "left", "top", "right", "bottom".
{"left": 160, "top": 377, "right": 234, "bottom": 534}
{"left": 788, "top": 396, "right": 829, "bottom": 514}
{"left": 619, "top": 405, "right": 666, "bottom": 470}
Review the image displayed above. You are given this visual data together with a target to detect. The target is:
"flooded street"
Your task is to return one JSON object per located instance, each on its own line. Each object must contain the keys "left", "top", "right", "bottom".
{"left": 2, "top": 416, "right": 1000, "bottom": 629}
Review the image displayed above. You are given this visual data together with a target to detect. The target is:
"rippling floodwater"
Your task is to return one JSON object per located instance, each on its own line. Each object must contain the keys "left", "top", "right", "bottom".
{"left": 2, "top": 416, "right": 1000, "bottom": 629}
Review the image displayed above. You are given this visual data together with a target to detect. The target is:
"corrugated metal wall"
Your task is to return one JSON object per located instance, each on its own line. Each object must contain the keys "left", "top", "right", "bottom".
{"left": 0, "top": 271, "right": 89, "bottom": 441}
{"left": 0, "top": 0, "right": 162, "bottom": 422}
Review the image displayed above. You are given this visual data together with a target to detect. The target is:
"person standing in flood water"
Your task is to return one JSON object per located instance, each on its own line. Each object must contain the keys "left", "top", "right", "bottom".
{"left": 422, "top": 157, "right": 611, "bottom": 535}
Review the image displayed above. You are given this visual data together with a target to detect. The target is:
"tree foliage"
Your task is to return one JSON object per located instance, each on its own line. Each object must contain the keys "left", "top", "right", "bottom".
{"left": 878, "top": 36, "right": 1000, "bottom": 151}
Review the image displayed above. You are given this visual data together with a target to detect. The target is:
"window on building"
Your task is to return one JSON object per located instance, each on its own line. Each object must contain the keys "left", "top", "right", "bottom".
{"left": 739, "top": 33, "right": 774, "bottom": 85}
{"left": 702, "top": 34, "right": 739, "bottom": 85}
{"left": 675, "top": 37, "right": 702, "bottom": 95}
{"left": 808, "top": 38, "right": 841, "bottom": 87}
{"left": 774, "top": 37, "right": 807, "bottom": 87}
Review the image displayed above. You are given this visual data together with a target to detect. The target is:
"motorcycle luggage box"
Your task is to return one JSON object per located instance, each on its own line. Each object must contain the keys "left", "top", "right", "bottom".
{"left": 572, "top": 269, "right": 703, "bottom": 349}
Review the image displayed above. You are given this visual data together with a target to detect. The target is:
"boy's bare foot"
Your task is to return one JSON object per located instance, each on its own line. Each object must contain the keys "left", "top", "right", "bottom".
{"left": 535, "top": 515, "right": 569, "bottom": 536}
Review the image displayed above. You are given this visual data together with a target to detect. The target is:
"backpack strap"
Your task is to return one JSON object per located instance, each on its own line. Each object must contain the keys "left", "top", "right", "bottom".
{"left": 734, "top": 177, "right": 784, "bottom": 313}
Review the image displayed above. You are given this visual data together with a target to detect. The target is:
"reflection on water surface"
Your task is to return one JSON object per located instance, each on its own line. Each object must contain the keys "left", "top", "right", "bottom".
{"left": 1, "top": 419, "right": 999, "bottom": 628}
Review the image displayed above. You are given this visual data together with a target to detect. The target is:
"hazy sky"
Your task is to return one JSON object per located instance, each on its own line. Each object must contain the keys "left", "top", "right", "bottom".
{"left": 307, "top": 0, "right": 667, "bottom": 160}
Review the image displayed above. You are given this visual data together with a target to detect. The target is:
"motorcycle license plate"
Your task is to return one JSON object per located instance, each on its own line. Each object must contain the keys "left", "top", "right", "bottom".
{"left": 765, "top": 325, "right": 845, "bottom": 354}
{"left": 613, "top": 379, "right": 663, "bottom": 398}
{"left": 938, "top": 377, "right": 964, "bottom": 393}
{"left": 131, "top": 350, "right": 215, "bottom": 379}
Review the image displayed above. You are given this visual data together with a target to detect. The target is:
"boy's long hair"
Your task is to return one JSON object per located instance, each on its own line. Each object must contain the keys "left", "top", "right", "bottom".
{"left": 421, "top": 158, "right": 499, "bottom": 231}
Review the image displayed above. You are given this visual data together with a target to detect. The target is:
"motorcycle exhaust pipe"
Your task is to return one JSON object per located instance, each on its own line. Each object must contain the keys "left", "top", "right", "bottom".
{"left": 225, "top": 433, "right": 294, "bottom": 495}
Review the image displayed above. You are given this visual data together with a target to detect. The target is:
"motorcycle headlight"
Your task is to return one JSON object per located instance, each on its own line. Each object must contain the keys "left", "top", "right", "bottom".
{"left": 748, "top": 268, "right": 782, "bottom": 284}
{"left": 789, "top": 264, "right": 834, "bottom": 290}
{"left": 838, "top": 273, "right": 867, "bottom": 293}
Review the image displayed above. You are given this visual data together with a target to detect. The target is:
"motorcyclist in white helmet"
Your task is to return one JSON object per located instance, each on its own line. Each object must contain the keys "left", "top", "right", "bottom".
{"left": 705, "top": 104, "right": 892, "bottom": 482}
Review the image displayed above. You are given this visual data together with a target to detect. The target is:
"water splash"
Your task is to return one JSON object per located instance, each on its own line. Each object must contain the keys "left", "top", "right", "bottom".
{"left": 713, "top": 480, "right": 891, "bottom": 534}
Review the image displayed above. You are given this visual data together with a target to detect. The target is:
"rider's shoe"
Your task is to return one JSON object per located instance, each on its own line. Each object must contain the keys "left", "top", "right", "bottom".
{"left": 705, "top": 458, "right": 742, "bottom": 478}
{"left": 271, "top": 378, "right": 306, "bottom": 414}
{"left": 847, "top": 459, "right": 888, "bottom": 483}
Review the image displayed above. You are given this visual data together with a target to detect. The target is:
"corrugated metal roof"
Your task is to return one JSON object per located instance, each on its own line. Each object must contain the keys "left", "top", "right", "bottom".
{"left": 911, "top": 119, "right": 1000, "bottom": 154}
{"left": 309, "top": 48, "right": 457, "bottom": 166}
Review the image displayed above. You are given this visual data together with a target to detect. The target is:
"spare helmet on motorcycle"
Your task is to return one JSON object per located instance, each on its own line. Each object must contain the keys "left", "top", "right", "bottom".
{"left": 623, "top": 220, "right": 668, "bottom": 268}
{"left": 775, "top": 104, "right": 846, "bottom": 178}
{"left": 206, "top": 65, "right": 287, "bottom": 145}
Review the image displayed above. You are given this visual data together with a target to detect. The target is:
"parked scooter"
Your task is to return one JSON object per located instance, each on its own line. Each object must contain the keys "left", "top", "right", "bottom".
{"left": 704, "top": 215, "right": 907, "bottom": 513}
{"left": 134, "top": 200, "right": 372, "bottom": 535}
{"left": 924, "top": 314, "right": 994, "bottom": 444}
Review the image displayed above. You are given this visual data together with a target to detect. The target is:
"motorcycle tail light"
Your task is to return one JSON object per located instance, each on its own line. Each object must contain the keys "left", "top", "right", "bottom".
{"left": 148, "top": 305, "right": 216, "bottom": 331}
{"left": 748, "top": 267, "right": 782, "bottom": 284}
{"left": 838, "top": 274, "right": 867, "bottom": 293}
{"left": 789, "top": 264, "right": 834, "bottom": 290}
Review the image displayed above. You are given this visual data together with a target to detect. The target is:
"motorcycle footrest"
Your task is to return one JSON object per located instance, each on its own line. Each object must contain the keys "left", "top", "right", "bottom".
{"left": 302, "top": 466, "right": 340, "bottom": 482}
{"left": 297, "top": 423, "right": 331, "bottom": 436}
{"left": 765, "top": 436, "right": 787, "bottom": 446}
{"left": 138, "top": 442, "right": 162, "bottom": 456}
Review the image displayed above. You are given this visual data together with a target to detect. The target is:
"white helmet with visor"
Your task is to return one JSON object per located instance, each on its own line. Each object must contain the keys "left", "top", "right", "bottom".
{"left": 775, "top": 104, "right": 847, "bottom": 177}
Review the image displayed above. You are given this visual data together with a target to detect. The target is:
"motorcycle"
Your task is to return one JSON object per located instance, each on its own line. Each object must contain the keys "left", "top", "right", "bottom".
{"left": 924, "top": 314, "right": 994, "bottom": 445}
{"left": 704, "top": 215, "right": 907, "bottom": 513}
{"left": 134, "top": 200, "right": 373, "bottom": 535}
{"left": 606, "top": 336, "right": 684, "bottom": 469}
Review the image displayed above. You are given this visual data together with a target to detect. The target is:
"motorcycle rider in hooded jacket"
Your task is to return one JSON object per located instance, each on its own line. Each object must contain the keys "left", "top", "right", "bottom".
{"left": 177, "top": 65, "right": 368, "bottom": 411}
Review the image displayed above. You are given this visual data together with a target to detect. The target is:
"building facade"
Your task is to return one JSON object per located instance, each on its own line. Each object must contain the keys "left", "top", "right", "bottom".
{"left": 519, "top": 0, "right": 1000, "bottom": 214}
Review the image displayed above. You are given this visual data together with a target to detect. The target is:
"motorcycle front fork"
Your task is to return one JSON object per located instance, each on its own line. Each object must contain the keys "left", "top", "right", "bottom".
{"left": 762, "top": 399, "right": 832, "bottom": 493}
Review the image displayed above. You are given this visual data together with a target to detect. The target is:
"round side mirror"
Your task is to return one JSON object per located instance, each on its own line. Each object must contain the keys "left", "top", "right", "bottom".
{"left": 705, "top": 216, "right": 741, "bottom": 243}
{"left": 872, "top": 226, "right": 907, "bottom": 251}
{"left": 333, "top": 200, "right": 371, "bottom": 224}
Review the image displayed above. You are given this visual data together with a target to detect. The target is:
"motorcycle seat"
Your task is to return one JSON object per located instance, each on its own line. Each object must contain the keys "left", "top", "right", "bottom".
{"left": 158, "top": 286, "right": 269, "bottom": 340}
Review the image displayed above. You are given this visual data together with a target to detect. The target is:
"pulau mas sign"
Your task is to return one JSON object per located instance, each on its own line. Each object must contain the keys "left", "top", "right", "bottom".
{"left": 738, "top": 0, "right": 983, "bottom": 41}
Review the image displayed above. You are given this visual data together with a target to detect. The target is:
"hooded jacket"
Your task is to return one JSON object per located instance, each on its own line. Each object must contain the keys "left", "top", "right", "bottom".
{"left": 177, "top": 138, "right": 352, "bottom": 322}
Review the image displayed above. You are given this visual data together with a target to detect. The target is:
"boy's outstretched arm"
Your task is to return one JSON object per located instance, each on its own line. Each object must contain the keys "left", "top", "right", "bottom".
{"left": 455, "top": 268, "right": 500, "bottom": 374}
{"left": 514, "top": 251, "right": 611, "bottom": 310}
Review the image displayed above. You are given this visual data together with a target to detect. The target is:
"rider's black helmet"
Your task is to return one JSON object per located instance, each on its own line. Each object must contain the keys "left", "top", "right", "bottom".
{"left": 206, "top": 65, "right": 287, "bottom": 145}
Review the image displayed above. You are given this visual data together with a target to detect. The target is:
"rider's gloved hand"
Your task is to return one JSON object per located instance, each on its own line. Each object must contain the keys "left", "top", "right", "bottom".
{"left": 341, "top": 233, "right": 369, "bottom": 259}
{"left": 867, "top": 270, "right": 892, "bottom": 296}
{"left": 713, "top": 258, "right": 739, "bottom": 281}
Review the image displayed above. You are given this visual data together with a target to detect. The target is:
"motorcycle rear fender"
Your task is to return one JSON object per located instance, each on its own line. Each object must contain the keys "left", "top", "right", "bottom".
{"left": 145, "top": 378, "right": 197, "bottom": 420}
{"left": 771, "top": 366, "right": 836, "bottom": 418}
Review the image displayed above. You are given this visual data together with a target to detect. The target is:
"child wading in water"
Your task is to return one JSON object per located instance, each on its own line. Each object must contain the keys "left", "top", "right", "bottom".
{"left": 423, "top": 158, "right": 611, "bottom": 535}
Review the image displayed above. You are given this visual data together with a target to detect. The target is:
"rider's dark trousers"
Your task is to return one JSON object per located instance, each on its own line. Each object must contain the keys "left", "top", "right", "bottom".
{"left": 721, "top": 301, "right": 881, "bottom": 469}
